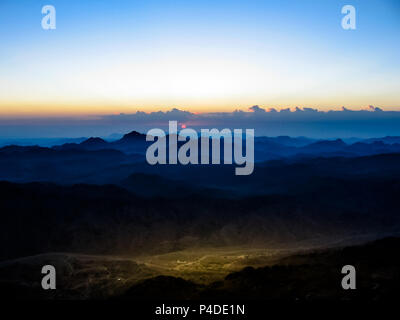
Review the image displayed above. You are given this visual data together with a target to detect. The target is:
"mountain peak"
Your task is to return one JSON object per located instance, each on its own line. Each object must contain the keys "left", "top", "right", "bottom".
{"left": 80, "top": 137, "right": 107, "bottom": 146}
{"left": 121, "top": 131, "right": 145, "bottom": 140}
{"left": 312, "top": 138, "right": 346, "bottom": 146}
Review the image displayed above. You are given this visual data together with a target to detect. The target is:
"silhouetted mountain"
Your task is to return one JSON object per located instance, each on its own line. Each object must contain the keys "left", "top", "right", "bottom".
{"left": 0, "top": 145, "right": 47, "bottom": 154}
{"left": 79, "top": 137, "right": 108, "bottom": 150}
{"left": 0, "top": 137, "right": 87, "bottom": 148}
{"left": 299, "top": 139, "right": 346, "bottom": 153}
{"left": 8, "top": 131, "right": 400, "bottom": 162}
{"left": 107, "top": 130, "right": 149, "bottom": 154}
{"left": 257, "top": 136, "right": 315, "bottom": 147}
{"left": 4, "top": 134, "right": 400, "bottom": 194}
{"left": 363, "top": 136, "right": 400, "bottom": 144}
{"left": 51, "top": 131, "right": 147, "bottom": 153}
{"left": 119, "top": 173, "right": 223, "bottom": 197}
{"left": 0, "top": 145, "right": 129, "bottom": 184}
{"left": 1, "top": 170, "right": 400, "bottom": 262}
{"left": 119, "top": 130, "right": 146, "bottom": 141}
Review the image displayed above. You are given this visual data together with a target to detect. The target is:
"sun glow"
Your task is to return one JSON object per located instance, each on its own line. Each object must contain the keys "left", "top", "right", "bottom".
{"left": 0, "top": 0, "right": 399, "bottom": 117}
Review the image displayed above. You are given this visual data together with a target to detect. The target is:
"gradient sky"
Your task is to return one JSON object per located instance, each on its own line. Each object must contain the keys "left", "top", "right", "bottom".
{"left": 0, "top": 0, "right": 399, "bottom": 116}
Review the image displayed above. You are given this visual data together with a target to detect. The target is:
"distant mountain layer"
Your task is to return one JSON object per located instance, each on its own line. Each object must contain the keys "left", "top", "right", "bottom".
{"left": 0, "top": 172, "right": 399, "bottom": 261}
{"left": 18, "top": 131, "right": 400, "bottom": 158}
{"left": 2, "top": 135, "right": 400, "bottom": 195}
{"left": 2, "top": 131, "right": 400, "bottom": 185}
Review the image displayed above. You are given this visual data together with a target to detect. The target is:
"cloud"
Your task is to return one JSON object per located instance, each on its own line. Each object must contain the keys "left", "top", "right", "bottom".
{"left": 1, "top": 106, "right": 400, "bottom": 139}
{"left": 249, "top": 105, "right": 266, "bottom": 113}
{"left": 368, "top": 105, "right": 383, "bottom": 112}
{"left": 303, "top": 107, "right": 318, "bottom": 113}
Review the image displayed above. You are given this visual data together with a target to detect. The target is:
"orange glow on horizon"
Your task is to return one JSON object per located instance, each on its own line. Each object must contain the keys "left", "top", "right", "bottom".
{"left": 1, "top": 99, "right": 400, "bottom": 118}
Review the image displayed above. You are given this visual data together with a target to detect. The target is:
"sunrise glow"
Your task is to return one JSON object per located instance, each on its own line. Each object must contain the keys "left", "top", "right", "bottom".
{"left": 0, "top": 0, "right": 399, "bottom": 117}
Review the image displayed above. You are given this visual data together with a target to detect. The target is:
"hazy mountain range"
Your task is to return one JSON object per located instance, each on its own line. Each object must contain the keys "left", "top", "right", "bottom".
{"left": 2, "top": 130, "right": 400, "bottom": 192}
{"left": 1, "top": 129, "right": 400, "bottom": 301}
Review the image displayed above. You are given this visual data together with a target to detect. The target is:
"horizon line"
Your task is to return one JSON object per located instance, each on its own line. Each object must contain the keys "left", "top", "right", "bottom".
{"left": 1, "top": 105, "right": 399, "bottom": 119}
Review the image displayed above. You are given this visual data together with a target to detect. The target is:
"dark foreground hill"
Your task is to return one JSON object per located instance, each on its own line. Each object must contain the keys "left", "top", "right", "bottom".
{"left": 1, "top": 237, "right": 398, "bottom": 300}
{"left": 118, "top": 237, "right": 400, "bottom": 301}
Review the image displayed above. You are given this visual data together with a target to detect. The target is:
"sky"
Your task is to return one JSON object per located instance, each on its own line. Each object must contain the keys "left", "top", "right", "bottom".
{"left": 0, "top": 0, "right": 399, "bottom": 118}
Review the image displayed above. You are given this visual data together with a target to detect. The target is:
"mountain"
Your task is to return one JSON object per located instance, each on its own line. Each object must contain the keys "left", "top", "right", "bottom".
{"left": 256, "top": 136, "right": 316, "bottom": 147}
{"left": 4, "top": 135, "right": 400, "bottom": 193}
{"left": 79, "top": 137, "right": 108, "bottom": 150}
{"left": 8, "top": 131, "right": 400, "bottom": 161}
{"left": 119, "top": 173, "right": 223, "bottom": 197}
{"left": 0, "top": 145, "right": 128, "bottom": 184}
{"left": 117, "top": 237, "right": 400, "bottom": 301}
{"left": 1, "top": 132, "right": 400, "bottom": 301}
{"left": 1, "top": 166, "right": 400, "bottom": 261}
{"left": 299, "top": 139, "right": 347, "bottom": 153}
{"left": 51, "top": 130, "right": 147, "bottom": 153}
{"left": 109, "top": 130, "right": 149, "bottom": 154}
{"left": 363, "top": 136, "right": 400, "bottom": 144}
{"left": 119, "top": 130, "right": 146, "bottom": 141}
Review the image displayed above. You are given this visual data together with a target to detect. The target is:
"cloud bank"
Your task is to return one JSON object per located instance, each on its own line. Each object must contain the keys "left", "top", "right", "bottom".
{"left": 1, "top": 106, "right": 400, "bottom": 139}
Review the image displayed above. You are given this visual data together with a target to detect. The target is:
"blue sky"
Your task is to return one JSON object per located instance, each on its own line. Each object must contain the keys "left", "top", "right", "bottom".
{"left": 0, "top": 0, "right": 399, "bottom": 117}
